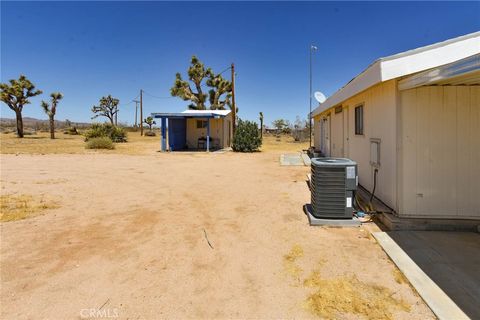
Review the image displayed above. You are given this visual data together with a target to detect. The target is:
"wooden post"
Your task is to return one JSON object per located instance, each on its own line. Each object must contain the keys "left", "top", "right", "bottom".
{"left": 231, "top": 63, "right": 236, "bottom": 136}
{"left": 140, "top": 89, "right": 144, "bottom": 136}
{"left": 161, "top": 117, "right": 167, "bottom": 151}
{"left": 206, "top": 118, "right": 210, "bottom": 152}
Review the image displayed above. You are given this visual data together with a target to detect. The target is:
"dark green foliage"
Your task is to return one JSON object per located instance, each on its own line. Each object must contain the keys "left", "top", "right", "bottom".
{"left": 85, "top": 137, "right": 115, "bottom": 150}
{"left": 232, "top": 119, "right": 262, "bottom": 152}
{"left": 272, "top": 119, "right": 291, "bottom": 134}
{"left": 84, "top": 123, "right": 127, "bottom": 142}
{"left": 91, "top": 95, "right": 119, "bottom": 124}
{"left": 171, "top": 56, "right": 232, "bottom": 110}
{"left": 0, "top": 75, "right": 42, "bottom": 138}
{"left": 143, "top": 116, "right": 156, "bottom": 131}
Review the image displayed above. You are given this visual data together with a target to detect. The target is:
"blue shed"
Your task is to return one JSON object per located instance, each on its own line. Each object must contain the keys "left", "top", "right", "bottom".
{"left": 151, "top": 110, "right": 233, "bottom": 152}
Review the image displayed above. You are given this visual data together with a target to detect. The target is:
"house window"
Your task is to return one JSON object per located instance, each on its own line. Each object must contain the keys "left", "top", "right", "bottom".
{"left": 355, "top": 105, "right": 364, "bottom": 135}
{"left": 196, "top": 120, "right": 208, "bottom": 129}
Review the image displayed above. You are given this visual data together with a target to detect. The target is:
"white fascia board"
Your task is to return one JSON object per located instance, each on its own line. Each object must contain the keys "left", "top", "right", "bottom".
{"left": 312, "top": 32, "right": 480, "bottom": 117}
{"left": 381, "top": 35, "right": 480, "bottom": 81}
{"left": 311, "top": 61, "right": 382, "bottom": 117}
{"left": 398, "top": 53, "right": 480, "bottom": 90}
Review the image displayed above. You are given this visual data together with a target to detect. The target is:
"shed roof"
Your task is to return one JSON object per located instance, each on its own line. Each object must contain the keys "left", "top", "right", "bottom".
{"left": 312, "top": 31, "right": 480, "bottom": 116}
{"left": 152, "top": 109, "right": 231, "bottom": 119}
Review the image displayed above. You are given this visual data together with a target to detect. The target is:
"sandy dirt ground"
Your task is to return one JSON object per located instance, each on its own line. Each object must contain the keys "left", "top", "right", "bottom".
{"left": 0, "top": 146, "right": 435, "bottom": 319}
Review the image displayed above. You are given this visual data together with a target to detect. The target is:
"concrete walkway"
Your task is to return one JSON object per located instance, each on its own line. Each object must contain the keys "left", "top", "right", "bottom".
{"left": 280, "top": 153, "right": 310, "bottom": 166}
{"left": 374, "top": 231, "right": 480, "bottom": 320}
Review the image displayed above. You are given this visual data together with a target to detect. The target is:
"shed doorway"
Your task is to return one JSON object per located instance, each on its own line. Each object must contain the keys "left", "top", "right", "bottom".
{"left": 168, "top": 118, "right": 187, "bottom": 151}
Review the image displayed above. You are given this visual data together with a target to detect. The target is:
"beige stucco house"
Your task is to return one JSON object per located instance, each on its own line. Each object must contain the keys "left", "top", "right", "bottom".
{"left": 311, "top": 32, "right": 480, "bottom": 226}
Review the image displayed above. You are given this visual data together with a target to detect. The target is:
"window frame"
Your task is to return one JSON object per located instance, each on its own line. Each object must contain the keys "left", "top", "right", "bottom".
{"left": 354, "top": 104, "right": 364, "bottom": 135}
{"left": 196, "top": 120, "right": 208, "bottom": 129}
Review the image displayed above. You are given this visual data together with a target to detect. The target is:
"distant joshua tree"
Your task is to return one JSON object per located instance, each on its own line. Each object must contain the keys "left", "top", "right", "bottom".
{"left": 0, "top": 75, "right": 42, "bottom": 138}
{"left": 41, "top": 92, "right": 63, "bottom": 139}
{"left": 91, "top": 95, "right": 119, "bottom": 125}
{"left": 143, "top": 116, "right": 156, "bottom": 131}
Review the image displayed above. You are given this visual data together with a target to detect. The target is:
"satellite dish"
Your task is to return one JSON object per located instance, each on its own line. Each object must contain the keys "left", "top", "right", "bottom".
{"left": 314, "top": 91, "right": 327, "bottom": 104}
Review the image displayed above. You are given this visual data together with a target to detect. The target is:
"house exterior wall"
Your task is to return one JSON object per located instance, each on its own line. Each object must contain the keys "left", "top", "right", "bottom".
{"left": 184, "top": 114, "right": 232, "bottom": 149}
{"left": 398, "top": 86, "right": 480, "bottom": 219}
{"left": 313, "top": 80, "right": 398, "bottom": 210}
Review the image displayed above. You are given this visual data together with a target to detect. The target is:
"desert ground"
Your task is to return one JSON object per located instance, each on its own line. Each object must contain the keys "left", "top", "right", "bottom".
{"left": 0, "top": 132, "right": 435, "bottom": 319}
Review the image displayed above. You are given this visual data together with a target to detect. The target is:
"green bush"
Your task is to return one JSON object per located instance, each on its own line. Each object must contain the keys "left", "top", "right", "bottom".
{"left": 84, "top": 123, "right": 127, "bottom": 142}
{"left": 232, "top": 119, "right": 262, "bottom": 152}
{"left": 85, "top": 137, "right": 115, "bottom": 149}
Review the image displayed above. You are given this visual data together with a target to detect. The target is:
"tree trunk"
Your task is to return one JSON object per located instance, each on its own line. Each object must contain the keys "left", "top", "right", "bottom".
{"left": 49, "top": 115, "right": 55, "bottom": 139}
{"left": 260, "top": 119, "right": 263, "bottom": 140}
{"left": 15, "top": 110, "right": 24, "bottom": 138}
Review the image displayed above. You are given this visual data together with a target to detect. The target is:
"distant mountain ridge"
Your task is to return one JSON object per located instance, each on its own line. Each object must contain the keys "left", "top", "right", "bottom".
{"left": 0, "top": 117, "right": 91, "bottom": 128}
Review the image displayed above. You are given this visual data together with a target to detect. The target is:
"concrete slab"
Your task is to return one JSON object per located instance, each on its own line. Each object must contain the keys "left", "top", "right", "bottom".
{"left": 300, "top": 153, "right": 311, "bottom": 166}
{"left": 280, "top": 153, "right": 305, "bottom": 166}
{"left": 304, "top": 204, "right": 361, "bottom": 227}
{"left": 373, "top": 231, "right": 477, "bottom": 320}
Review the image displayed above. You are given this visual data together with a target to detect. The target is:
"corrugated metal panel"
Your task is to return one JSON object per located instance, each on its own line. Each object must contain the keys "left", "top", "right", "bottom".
{"left": 399, "top": 86, "right": 480, "bottom": 219}
{"left": 398, "top": 54, "right": 480, "bottom": 90}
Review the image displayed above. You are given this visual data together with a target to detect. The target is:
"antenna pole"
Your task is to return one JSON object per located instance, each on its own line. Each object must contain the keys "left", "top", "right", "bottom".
{"left": 140, "top": 89, "right": 143, "bottom": 136}
{"left": 309, "top": 46, "right": 313, "bottom": 149}
{"left": 231, "top": 63, "right": 236, "bottom": 136}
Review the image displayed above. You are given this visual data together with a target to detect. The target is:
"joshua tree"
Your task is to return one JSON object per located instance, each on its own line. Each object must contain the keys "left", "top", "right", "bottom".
{"left": 0, "top": 75, "right": 42, "bottom": 138}
{"left": 41, "top": 92, "right": 63, "bottom": 139}
{"left": 143, "top": 116, "right": 156, "bottom": 131}
{"left": 259, "top": 112, "right": 264, "bottom": 140}
{"left": 91, "top": 95, "right": 119, "bottom": 125}
{"left": 171, "top": 55, "right": 232, "bottom": 110}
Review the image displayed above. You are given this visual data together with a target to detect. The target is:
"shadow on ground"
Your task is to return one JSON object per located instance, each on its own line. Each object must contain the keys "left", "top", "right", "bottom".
{"left": 387, "top": 231, "right": 480, "bottom": 319}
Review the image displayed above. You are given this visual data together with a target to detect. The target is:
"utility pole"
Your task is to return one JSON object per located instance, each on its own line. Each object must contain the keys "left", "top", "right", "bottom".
{"left": 133, "top": 99, "right": 140, "bottom": 130}
{"left": 309, "top": 45, "right": 317, "bottom": 149}
{"left": 140, "top": 89, "right": 143, "bottom": 136}
{"left": 231, "top": 63, "right": 236, "bottom": 136}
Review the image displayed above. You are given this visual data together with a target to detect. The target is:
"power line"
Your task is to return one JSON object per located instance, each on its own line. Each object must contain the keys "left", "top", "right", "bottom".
{"left": 142, "top": 90, "right": 174, "bottom": 99}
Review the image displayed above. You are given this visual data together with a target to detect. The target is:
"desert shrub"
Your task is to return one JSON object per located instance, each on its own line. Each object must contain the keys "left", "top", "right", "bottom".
{"left": 232, "top": 119, "right": 262, "bottom": 152}
{"left": 84, "top": 123, "right": 127, "bottom": 142}
{"left": 144, "top": 131, "right": 156, "bottom": 137}
{"left": 63, "top": 127, "right": 79, "bottom": 135}
{"left": 85, "top": 137, "right": 115, "bottom": 149}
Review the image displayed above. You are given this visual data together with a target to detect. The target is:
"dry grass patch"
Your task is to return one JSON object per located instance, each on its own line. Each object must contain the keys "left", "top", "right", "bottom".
{"left": 282, "top": 245, "right": 412, "bottom": 319}
{"left": 0, "top": 194, "right": 59, "bottom": 222}
{"left": 393, "top": 266, "right": 408, "bottom": 284}
{"left": 0, "top": 131, "right": 159, "bottom": 155}
{"left": 283, "top": 244, "right": 304, "bottom": 282}
{"left": 261, "top": 134, "right": 309, "bottom": 153}
{"left": 303, "top": 270, "right": 411, "bottom": 319}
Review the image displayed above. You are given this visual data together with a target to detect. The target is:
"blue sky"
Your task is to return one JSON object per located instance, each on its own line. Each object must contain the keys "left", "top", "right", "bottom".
{"left": 1, "top": 1, "right": 479, "bottom": 126}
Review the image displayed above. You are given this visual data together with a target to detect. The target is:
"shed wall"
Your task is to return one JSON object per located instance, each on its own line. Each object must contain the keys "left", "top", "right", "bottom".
{"left": 186, "top": 118, "right": 224, "bottom": 149}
